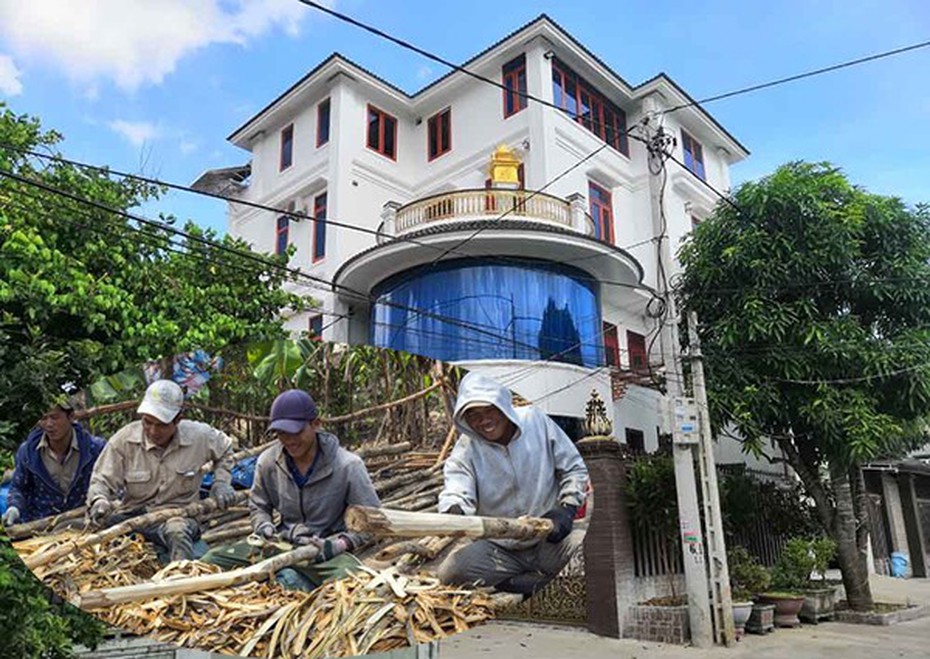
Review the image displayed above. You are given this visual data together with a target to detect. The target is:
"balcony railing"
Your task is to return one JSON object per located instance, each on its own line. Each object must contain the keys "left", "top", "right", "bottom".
{"left": 388, "top": 188, "right": 595, "bottom": 237}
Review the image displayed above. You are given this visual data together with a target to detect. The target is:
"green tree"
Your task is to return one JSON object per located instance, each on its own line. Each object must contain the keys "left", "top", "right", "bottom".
{"left": 677, "top": 162, "right": 930, "bottom": 610}
{"left": 0, "top": 105, "right": 308, "bottom": 654}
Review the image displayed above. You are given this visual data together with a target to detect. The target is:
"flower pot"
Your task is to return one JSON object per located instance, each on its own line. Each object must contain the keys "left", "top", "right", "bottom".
{"left": 732, "top": 601, "right": 754, "bottom": 640}
{"left": 758, "top": 593, "right": 806, "bottom": 628}
{"left": 800, "top": 587, "right": 836, "bottom": 623}
{"left": 745, "top": 603, "right": 775, "bottom": 634}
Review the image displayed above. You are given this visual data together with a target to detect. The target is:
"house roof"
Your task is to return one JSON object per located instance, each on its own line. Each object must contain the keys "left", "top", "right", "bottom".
{"left": 227, "top": 14, "right": 748, "bottom": 157}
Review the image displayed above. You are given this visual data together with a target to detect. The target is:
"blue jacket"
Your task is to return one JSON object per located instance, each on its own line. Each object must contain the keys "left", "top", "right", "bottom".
{"left": 8, "top": 423, "right": 105, "bottom": 522}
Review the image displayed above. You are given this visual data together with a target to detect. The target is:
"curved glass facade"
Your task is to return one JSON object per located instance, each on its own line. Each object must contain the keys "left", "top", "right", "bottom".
{"left": 371, "top": 259, "right": 604, "bottom": 367}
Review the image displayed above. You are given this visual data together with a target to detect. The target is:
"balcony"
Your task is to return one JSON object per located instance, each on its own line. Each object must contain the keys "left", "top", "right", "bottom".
{"left": 379, "top": 188, "right": 595, "bottom": 242}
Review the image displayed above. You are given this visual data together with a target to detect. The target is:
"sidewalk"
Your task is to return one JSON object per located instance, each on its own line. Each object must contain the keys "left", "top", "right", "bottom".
{"left": 440, "top": 575, "right": 930, "bottom": 659}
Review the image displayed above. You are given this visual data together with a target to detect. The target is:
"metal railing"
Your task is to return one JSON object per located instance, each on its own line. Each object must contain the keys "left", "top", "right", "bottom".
{"left": 394, "top": 188, "right": 574, "bottom": 233}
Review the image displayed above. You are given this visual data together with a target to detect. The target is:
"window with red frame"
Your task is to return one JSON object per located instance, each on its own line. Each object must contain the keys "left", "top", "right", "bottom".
{"left": 317, "top": 98, "right": 331, "bottom": 147}
{"left": 279, "top": 124, "right": 294, "bottom": 170}
{"left": 308, "top": 314, "right": 323, "bottom": 340}
{"left": 627, "top": 330, "right": 647, "bottom": 373}
{"left": 603, "top": 322, "right": 620, "bottom": 367}
{"left": 588, "top": 181, "right": 614, "bottom": 244}
{"left": 367, "top": 105, "right": 397, "bottom": 159}
{"left": 275, "top": 215, "right": 289, "bottom": 255}
{"left": 681, "top": 130, "right": 705, "bottom": 180}
{"left": 551, "top": 58, "right": 629, "bottom": 156}
{"left": 312, "top": 192, "right": 327, "bottom": 262}
{"left": 502, "top": 55, "right": 527, "bottom": 118}
{"left": 427, "top": 108, "right": 451, "bottom": 160}
{"left": 484, "top": 163, "right": 525, "bottom": 211}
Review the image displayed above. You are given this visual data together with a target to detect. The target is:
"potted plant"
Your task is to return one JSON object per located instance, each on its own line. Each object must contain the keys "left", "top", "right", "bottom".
{"left": 728, "top": 546, "right": 771, "bottom": 639}
{"left": 757, "top": 537, "right": 813, "bottom": 627}
{"left": 799, "top": 537, "right": 838, "bottom": 623}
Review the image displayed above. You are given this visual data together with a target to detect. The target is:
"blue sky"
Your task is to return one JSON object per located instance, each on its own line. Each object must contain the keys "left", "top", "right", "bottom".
{"left": 0, "top": 0, "right": 927, "bottom": 236}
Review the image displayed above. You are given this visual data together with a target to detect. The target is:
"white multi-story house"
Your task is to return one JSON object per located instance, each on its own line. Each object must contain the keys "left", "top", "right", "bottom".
{"left": 196, "top": 14, "right": 780, "bottom": 470}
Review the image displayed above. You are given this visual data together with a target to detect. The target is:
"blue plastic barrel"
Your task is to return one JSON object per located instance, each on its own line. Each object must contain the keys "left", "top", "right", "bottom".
{"left": 891, "top": 551, "right": 909, "bottom": 578}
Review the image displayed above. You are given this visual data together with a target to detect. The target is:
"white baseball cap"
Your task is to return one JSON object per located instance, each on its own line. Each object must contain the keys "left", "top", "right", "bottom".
{"left": 137, "top": 380, "right": 184, "bottom": 423}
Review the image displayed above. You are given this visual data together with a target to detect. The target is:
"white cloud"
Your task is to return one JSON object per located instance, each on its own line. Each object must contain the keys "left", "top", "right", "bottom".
{"left": 0, "top": 0, "right": 309, "bottom": 92}
{"left": 179, "top": 138, "right": 199, "bottom": 155}
{"left": 108, "top": 119, "right": 159, "bottom": 147}
{"left": 416, "top": 65, "right": 433, "bottom": 81}
{"left": 0, "top": 54, "right": 22, "bottom": 95}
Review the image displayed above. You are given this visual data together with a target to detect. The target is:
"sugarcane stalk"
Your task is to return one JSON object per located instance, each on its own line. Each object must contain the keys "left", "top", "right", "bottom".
{"left": 6, "top": 506, "right": 88, "bottom": 540}
{"left": 23, "top": 491, "right": 249, "bottom": 570}
{"left": 356, "top": 442, "right": 413, "bottom": 459}
{"left": 375, "top": 467, "right": 441, "bottom": 497}
{"left": 201, "top": 520, "right": 253, "bottom": 544}
{"left": 345, "top": 506, "right": 553, "bottom": 540}
{"left": 433, "top": 425, "right": 458, "bottom": 468}
{"left": 382, "top": 483, "right": 441, "bottom": 507}
{"left": 75, "top": 541, "right": 321, "bottom": 610}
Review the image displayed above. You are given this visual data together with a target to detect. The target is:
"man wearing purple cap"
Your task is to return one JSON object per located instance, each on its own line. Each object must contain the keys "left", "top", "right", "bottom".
{"left": 86, "top": 379, "right": 237, "bottom": 563}
{"left": 202, "top": 388, "right": 380, "bottom": 591}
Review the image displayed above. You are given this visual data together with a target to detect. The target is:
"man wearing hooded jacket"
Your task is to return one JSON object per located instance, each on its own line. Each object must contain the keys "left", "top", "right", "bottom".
{"left": 437, "top": 372, "right": 590, "bottom": 596}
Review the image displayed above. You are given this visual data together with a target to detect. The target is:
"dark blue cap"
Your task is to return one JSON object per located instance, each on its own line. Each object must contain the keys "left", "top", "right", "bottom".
{"left": 268, "top": 389, "right": 318, "bottom": 434}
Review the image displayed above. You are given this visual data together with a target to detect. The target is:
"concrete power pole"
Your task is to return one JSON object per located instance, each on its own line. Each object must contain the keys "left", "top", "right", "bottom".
{"left": 643, "top": 111, "right": 714, "bottom": 648}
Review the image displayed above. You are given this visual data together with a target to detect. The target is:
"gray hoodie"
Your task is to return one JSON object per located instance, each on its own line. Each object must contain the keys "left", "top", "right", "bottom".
{"left": 438, "top": 372, "right": 589, "bottom": 549}
{"left": 249, "top": 431, "right": 380, "bottom": 549}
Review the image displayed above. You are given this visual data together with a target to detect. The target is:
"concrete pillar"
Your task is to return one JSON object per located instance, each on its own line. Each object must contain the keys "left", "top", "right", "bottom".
{"left": 380, "top": 201, "right": 400, "bottom": 241}
{"left": 567, "top": 192, "right": 589, "bottom": 234}
{"left": 577, "top": 437, "right": 636, "bottom": 638}
{"left": 881, "top": 472, "right": 909, "bottom": 553}
{"left": 899, "top": 473, "right": 928, "bottom": 577}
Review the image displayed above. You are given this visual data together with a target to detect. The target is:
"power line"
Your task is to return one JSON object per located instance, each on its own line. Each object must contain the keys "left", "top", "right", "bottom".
{"left": 295, "top": 0, "right": 642, "bottom": 146}
{"left": 0, "top": 168, "right": 576, "bottom": 351}
{"left": 663, "top": 38, "right": 930, "bottom": 115}
{"left": 1, "top": 143, "right": 654, "bottom": 295}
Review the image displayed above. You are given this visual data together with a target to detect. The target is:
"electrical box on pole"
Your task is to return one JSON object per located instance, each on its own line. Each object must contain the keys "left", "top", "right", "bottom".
{"left": 672, "top": 398, "right": 699, "bottom": 446}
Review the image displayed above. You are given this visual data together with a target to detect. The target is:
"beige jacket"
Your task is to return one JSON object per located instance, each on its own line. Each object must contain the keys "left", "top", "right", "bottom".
{"left": 87, "top": 419, "right": 234, "bottom": 512}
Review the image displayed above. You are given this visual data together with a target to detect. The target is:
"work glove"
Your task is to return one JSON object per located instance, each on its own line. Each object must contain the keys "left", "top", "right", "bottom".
{"left": 540, "top": 504, "right": 578, "bottom": 544}
{"left": 314, "top": 534, "right": 351, "bottom": 563}
{"left": 285, "top": 523, "right": 317, "bottom": 546}
{"left": 2, "top": 506, "right": 20, "bottom": 527}
{"left": 209, "top": 481, "right": 237, "bottom": 509}
{"left": 443, "top": 504, "right": 465, "bottom": 516}
{"left": 255, "top": 522, "right": 276, "bottom": 540}
{"left": 88, "top": 499, "right": 113, "bottom": 527}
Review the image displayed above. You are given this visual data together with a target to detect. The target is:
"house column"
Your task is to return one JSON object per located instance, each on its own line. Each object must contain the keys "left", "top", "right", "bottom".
{"left": 577, "top": 437, "right": 636, "bottom": 638}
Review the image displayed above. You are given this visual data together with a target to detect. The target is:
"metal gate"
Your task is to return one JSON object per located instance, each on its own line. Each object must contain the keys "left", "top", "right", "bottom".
{"left": 866, "top": 493, "right": 892, "bottom": 576}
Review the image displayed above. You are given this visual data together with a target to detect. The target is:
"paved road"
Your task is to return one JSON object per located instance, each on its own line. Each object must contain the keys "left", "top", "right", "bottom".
{"left": 440, "top": 575, "right": 930, "bottom": 659}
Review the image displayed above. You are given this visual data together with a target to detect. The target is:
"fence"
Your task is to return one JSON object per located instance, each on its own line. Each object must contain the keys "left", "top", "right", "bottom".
{"left": 394, "top": 189, "right": 574, "bottom": 233}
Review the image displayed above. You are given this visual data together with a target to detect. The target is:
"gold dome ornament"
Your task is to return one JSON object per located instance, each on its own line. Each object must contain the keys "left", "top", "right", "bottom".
{"left": 488, "top": 144, "right": 522, "bottom": 188}
{"left": 582, "top": 389, "right": 613, "bottom": 438}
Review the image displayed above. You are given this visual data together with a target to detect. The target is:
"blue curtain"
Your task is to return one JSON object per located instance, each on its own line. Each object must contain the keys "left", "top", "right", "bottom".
{"left": 371, "top": 259, "right": 603, "bottom": 366}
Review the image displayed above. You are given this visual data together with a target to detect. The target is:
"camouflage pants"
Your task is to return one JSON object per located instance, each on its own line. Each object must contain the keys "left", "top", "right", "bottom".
{"left": 111, "top": 511, "right": 205, "bottom": 564}
{"left": 201, "top": 539, "right": 360, "bottom": 592}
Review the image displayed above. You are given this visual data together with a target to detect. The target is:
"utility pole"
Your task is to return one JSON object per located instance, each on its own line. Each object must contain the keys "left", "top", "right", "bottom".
{"left": 643, "top": 110, "right": 714, "bottom": 648}
{"left": 688, "top": 311, "right": 736, "bottom": 645}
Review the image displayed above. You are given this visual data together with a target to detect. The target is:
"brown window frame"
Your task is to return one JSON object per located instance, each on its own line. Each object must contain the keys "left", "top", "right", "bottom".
{"left": 551, "top": 58, "right": 629, "bottom": 156}
{"left": 316, "top": 98, "right": 331, "bottom": 147}
{"left": 279, "top": 123, "right": 294, "bottom": 171}
{"left": 502, "top": 54, "right": 527, "bottom": 118}
{"left": 367, "top": 104, "right": 398, "bottom": 160}
{"left": 427, "top": 107, "right": 452, "bottom": 161}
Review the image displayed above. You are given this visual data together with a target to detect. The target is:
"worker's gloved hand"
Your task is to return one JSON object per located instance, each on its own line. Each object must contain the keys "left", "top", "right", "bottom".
{"left": 88, "top": 499, "right": 112, "bottom": 527}
{"left": 2, "top": 506, "right": 20, "bottom": 527}
{"left": 285, "top": 523, "right": 317, "bottom": 546}
{"left": 209, "top": 481, "right": 237, "bottom": 509}
{"left": 255, "top": 522, "right": 276, "bottom": 540}
{"left": 540, "top": 504, "right": 578, "bottom": 544}
{"left": 444, "top": 505, "right": 465, "bottom": 516}
{"left": 314, "top": 535, "right": 351, "bottom": 563}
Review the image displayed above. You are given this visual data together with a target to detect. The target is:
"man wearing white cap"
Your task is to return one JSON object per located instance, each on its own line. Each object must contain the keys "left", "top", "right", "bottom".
{"left": 86, "top": 379, "right": 236, "bottom": 562}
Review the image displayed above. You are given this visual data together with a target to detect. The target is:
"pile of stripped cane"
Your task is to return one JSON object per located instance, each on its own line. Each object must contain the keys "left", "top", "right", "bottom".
{"left": 18, "top": 531, "right": 494, "bottom": 659}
